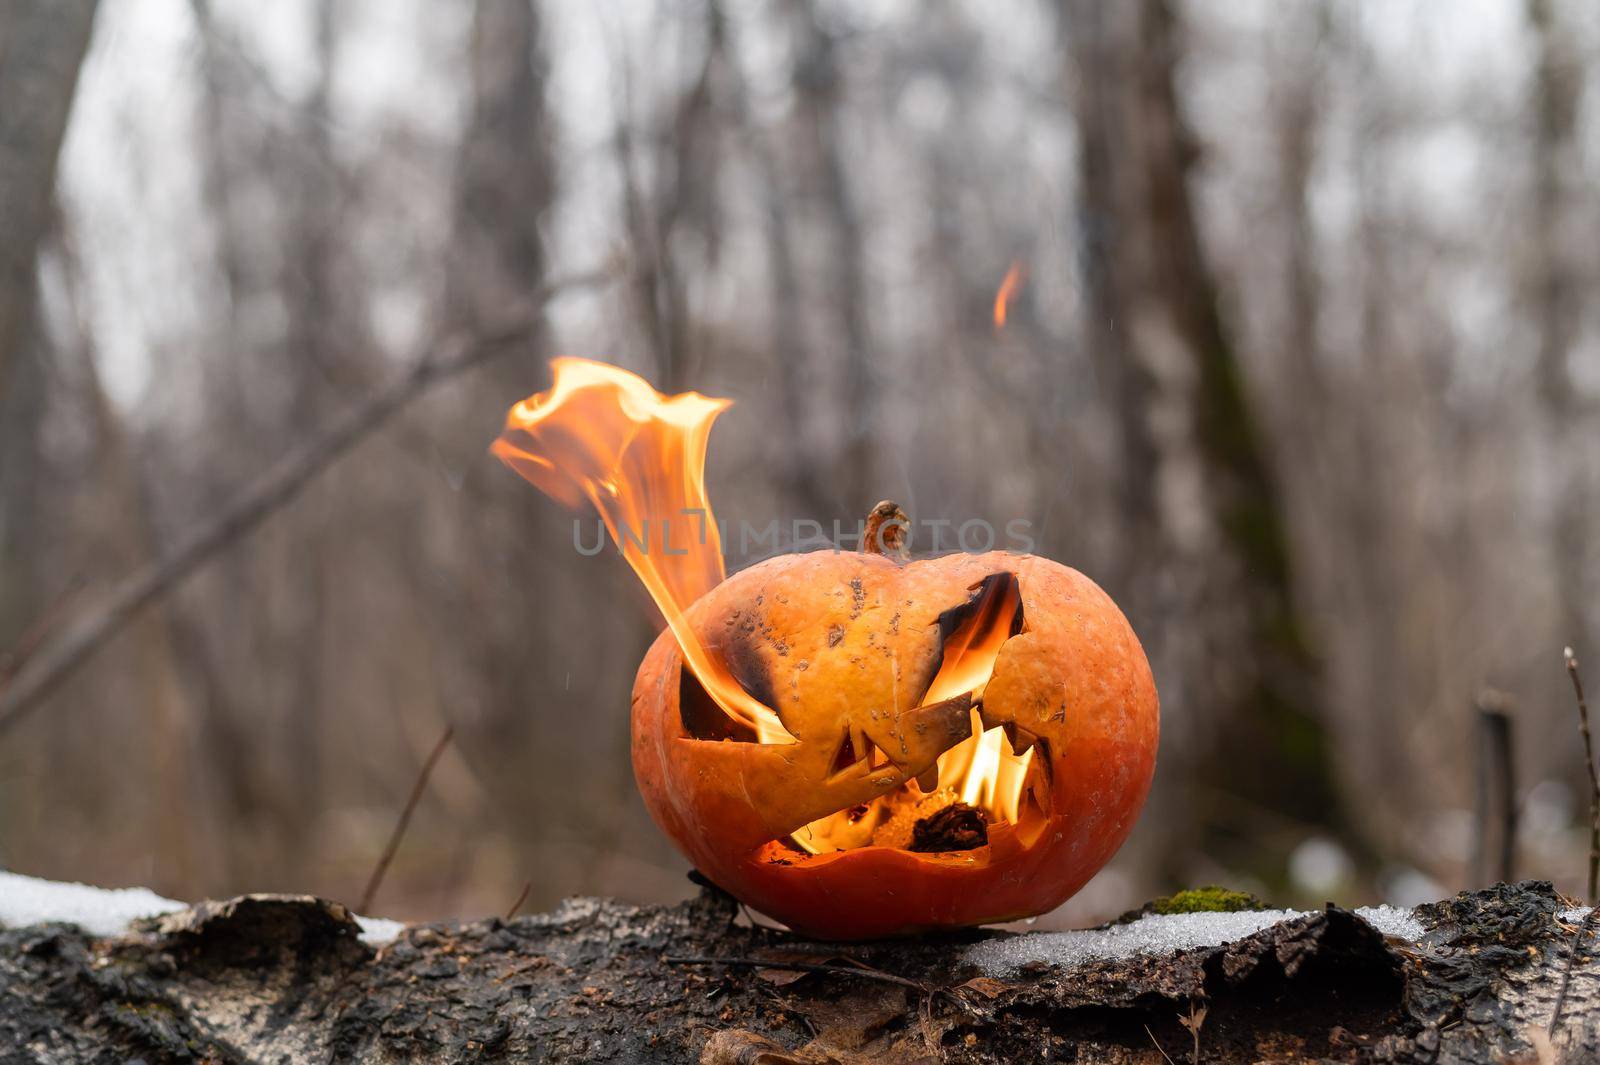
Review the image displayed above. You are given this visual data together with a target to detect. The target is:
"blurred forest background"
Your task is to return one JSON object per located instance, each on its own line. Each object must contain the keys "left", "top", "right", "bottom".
{"left": 1, "top": 0, "right": 1597, "bottom": 926}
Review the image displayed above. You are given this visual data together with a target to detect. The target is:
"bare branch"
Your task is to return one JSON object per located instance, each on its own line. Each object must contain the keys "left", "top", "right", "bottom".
{"left": 505, "top": 880, "right": 532, "bottom": 922}
{"left": 1567, "top": 647, "right": 1599, "bottom": 903}
{"left": 0, "top": 268, "right": 616, "bottom": 737}
{"left": 359, "top": 724, "right": 455, "bottom": 915}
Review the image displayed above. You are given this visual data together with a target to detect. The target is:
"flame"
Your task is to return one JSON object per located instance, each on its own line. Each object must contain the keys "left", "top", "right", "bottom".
{"left": 492, "top": 358, "right": 794, "bottom": 743}
{"left": 926, "top": 575, "right": 1033, "bottom": 826}
{"left": 993, "top": 261, "right": 1025, "bottom": 331}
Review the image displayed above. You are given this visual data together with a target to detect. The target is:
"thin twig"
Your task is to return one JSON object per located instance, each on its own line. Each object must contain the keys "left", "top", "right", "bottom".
{"left": 358, "top": 724, "right": 455, "bottom": 915}
{"left": 505, "top": 880, "right": 532, "bottom": 922}
{"left": 0, "top": 268, "right": 616, "bottom": 738}
{"left": 1144, "top": 1024, "right": 1178, "bottom": 1065}
{"left": 662, "top": 955, "right": 925, "bottom": 991}
{"left": 1550, "top": 906, "right": 1599, "bottom": 1033}
{"left": 1567, "top": 647, "right": 1599, "bottom": 904}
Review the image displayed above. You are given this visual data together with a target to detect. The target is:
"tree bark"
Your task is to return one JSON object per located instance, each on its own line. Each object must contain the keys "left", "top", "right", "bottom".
{"left": 724, "top": 3, "right": 832, "bottom": 521}
{"left": 1062, "top": 0, "right": 1164, "bottom": 584}
{"left": 0, "top": 0, "right": 98, "bottom": 403}
{"left": 1526, "top": 0, "right": 1592, "bottom": 665}
{"left": 0, "top": 880, "right": 1591, "bottom": 1062}
{"left": 785, "top": 0, "right": 876, "bottom": 512}
{"left": 0, "top": 0, "right": 99, "bottom": 667}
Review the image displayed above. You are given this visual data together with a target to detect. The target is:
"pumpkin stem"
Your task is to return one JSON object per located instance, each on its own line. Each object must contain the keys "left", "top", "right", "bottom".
{"left": 862, "top": 500, "right": 910, "bottom": 559}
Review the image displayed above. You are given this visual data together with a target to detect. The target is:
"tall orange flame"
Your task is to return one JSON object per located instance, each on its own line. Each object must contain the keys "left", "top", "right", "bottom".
{"left": 993, "top": 261, "right": 1025, "bottom": 331}
{"left": 492, "top": 358, "right": 794, "bottom": 743}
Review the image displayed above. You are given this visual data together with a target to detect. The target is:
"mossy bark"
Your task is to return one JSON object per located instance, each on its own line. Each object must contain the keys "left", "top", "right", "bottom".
{"left": 1135, "top": 0, "right": 1345, "bottom": 851}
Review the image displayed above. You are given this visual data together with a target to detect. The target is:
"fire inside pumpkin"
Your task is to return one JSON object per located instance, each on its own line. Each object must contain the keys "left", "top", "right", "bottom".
{"left": 493, "top": 358, "right": 1158, "bottom": 938}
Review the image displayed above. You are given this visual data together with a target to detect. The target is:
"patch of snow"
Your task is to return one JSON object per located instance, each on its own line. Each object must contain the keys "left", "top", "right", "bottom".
{"left": 0, "top": 871, "right": 404, "bottom": 946}
{"left": 965, "top": 904, "right": 1426, "bottom": 977}
{"left": 0, "top": 871, "right": 184, "bottom": 936}
{"left": 1354, "top": 904, "right": 1427, "bottom": 940}
{"left": 355, "top": 915, "right": 405, "bottom": 945}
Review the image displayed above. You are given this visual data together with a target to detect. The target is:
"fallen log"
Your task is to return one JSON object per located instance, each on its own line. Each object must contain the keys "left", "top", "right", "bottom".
{"left": 0, "top": 878, "right": 1594, "bottom": 1062}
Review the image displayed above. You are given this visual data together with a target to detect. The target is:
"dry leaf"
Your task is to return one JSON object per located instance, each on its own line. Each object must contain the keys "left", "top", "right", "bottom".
{"left": 700, "top": 1029, "right": 809, "bottom": 1065}
{"left": 952, "top": 976, "right": 1012, "bottom": 1000}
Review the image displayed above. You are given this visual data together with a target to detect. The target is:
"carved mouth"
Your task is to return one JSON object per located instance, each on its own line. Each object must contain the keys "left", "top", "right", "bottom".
{"left": 780, "top": 703, "right": 1056, "bottom": 857}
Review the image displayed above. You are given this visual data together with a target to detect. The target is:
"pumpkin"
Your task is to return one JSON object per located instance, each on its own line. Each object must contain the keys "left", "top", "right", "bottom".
{"left": 492, "top": 360, "right": 1158, "bottom": 940}
{"left": 630, "top": 516, "right": 1159, "bottom": 940}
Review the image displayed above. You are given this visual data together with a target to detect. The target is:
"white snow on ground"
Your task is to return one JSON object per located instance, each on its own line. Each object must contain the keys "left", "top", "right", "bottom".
{"left": 353, "top": 915, "right": 405, "bottom": 945}
{"left": 964, "top": 905, "right": 1426, "bottom": 976}
{"left": 0, "top": 871, "right": 404, "bottom": 946}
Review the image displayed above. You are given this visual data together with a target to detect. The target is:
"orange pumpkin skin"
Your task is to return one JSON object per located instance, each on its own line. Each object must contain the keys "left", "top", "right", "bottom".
{"left": 630, "top": 550, "right": 1158, "bottom": 939}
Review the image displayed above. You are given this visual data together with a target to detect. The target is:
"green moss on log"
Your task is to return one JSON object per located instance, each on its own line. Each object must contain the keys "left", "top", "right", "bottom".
{"left": 1113, "top": 886, "right": 1271, "bottom": 925}
{"left": 1152, "top": 886, "right": 1269, "bottom": 915}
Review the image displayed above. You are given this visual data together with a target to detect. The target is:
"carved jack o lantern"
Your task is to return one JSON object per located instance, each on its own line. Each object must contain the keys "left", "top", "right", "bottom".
{"left": 495, "top": 360, "right": 1158, "bottom": 939}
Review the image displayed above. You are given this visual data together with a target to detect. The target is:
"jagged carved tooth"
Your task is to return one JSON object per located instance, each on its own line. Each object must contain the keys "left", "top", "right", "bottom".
{"left": 1029, "top": 756, "right": 1053, "bottom": 813}
{"left": 1030, "top": 740, "right": 1052, "bottom": 778}
{"left": 1008, "top": 725, "right": 1039, "bottom": 755}
{"left": 916, "top": 765, "right": 940, "bottom": 792}
{"left": 977, "top": 702, "right": 1006, "bottom": 733}
{"left": 1031, "top": 777, "right": 1053, "bottom": 815}
{"left": 850, "top": 725, "right": 869, "bottom": 764}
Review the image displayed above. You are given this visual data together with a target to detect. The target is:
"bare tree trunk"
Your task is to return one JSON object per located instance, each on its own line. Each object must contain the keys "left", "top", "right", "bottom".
{"left": 1140, "top": 0, "right": 1340, "bottom": 834}
{"left": 721, "top": 3, "right": 830, "bottom": 520}
{"left": 1275, "top": 4, "right": 1330, "bottom": 426}
{"left": 446, "top": 0, "right": 557, "bottom": 747}
{"left": 439, "top": 0, "right": 571, "bottom": 900}
{"left": 1063, "top": 0, "right": 1164, "bottom": 585}
{"left": 451, "top": 1, "right": 555, "bottom": 326}
{"left": 1527, "top": 0, "right": 1591, "bottom": 662}
{"left": 784, "top": 0, "right": 876, "bottom": 512}
{"left": 0, "top": 0, "right": 98, "bottom": 648}
{"left": 0, "top": 0, "right": 97, "bottom": 402}
{"left": 624, "top": 2, "right": 725, "bottom": 392}
{"left": 187, "top": 0, "right": 247, "bottom": 329}
{"left": 80, "top": 329, "right": 198, "bottom": 891}
{"left": 1059, "top": 0, "right": 1343, "bottom": 863}
{"left": 276, "top": 0, "right": 345, "bottom": 833}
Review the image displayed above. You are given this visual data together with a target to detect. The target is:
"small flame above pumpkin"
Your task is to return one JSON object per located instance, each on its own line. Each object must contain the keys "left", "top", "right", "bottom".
{"left": 993, "top": 261, "right": 1025, "bottom": 331}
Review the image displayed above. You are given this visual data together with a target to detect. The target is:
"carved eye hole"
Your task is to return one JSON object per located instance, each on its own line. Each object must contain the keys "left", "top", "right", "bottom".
{"left": 921, "top": 573, "right": 1025, "bottom": 704}
{"left": 679, "top": 666, "right": 762, "bottom": 742}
